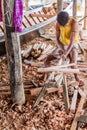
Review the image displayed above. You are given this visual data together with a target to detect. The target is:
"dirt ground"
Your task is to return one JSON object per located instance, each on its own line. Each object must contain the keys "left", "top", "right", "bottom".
{"left": 0, "top": 23, "right": 87, "bottom": 130}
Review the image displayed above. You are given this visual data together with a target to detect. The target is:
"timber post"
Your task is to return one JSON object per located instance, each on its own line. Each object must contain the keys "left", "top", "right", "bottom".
{"left": 84, "top": 0, "right": 87, "bottom": 29}
{"left": 25, "top": 0, "right": 29, "bottom": 11}
{"left": 73, "top": 0, "right": 77, "bottom": 19}
{"left": 57, "top": 0, "right": 63, "bottom": 12}
{"left": 2, "top": 0, "right": 25, "bottom": 105}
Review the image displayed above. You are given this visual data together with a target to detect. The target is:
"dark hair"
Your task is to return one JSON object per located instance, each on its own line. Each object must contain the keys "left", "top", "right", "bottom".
{"left": 57, "top": 11, "right": 69, "bottom": 26}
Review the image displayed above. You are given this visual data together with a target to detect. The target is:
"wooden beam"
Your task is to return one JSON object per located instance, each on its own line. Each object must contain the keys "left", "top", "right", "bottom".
{"left": 11, "top": 33, "right": 25, "bottom": 104}
{"left": 30, "top": 13, "right": 53, "bottom": 18}
{"left": 37, "top": 66, "right": 79, "bottom": 73}
{"left": 70, "top": 80, "right": 87, "bottom": 130}
{"left": 84, "top": 0, "right": 87, "bottom": 29}
{"left": 70, "top": 96, "right": 85, "bottom": 130}
{"left": 57, "top": 0, "right": 63, "bottom": 12}
{"left": 2, "top": 0, "right": 25, "bottom": 105}
{"left": 70, "top": 90, "right": 78, "bottom": 113}
{"left": 62, "top": 74, "right": 70, "bottom": 114}
{"left": 25, "top": 0, "right": 28, "bottom": 11}
{"left": 73, "top": 0, "right": 77, "bottom": 19}
{"left": 29, "top": 87, "right": 60, "bottom": 96}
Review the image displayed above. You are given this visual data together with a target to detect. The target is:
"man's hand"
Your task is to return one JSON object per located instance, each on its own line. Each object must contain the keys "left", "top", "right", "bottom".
{"left": 62, "top": 51, "right": 68, "bottom": 60}
{"left": 58, "top": 49, "right": 64, "bottom": 55}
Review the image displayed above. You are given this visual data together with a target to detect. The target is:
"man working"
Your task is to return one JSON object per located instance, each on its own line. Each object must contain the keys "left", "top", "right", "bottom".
{"left": 56, "top": 11, "right": 84, "bottom": 86}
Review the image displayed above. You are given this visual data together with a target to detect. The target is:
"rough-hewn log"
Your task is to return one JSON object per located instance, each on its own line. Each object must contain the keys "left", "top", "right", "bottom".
{"left": 2, "top": 0, "right": 25, "bottom": 105}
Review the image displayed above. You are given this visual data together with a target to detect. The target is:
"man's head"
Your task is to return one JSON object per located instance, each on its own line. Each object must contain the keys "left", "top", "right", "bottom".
{"left": 57, "top": 11, "right": 69, "bottom": 26}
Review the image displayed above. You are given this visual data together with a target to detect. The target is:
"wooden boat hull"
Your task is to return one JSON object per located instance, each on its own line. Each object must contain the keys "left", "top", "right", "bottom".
{"left": 0, "top": 2, "right": 73, "bottom": 55}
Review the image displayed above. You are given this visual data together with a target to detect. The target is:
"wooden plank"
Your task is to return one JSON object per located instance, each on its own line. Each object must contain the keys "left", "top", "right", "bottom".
{"left": 62, "top": 74, "right": 70, "bottom": 114}
{"left": 29, "top": 87, "right": 59, "bottom": 96}
{"left": 29, "top": 15, "right": 38, "bottom": 24}
{"left": 34, "top": 12, "right": 42, "bottom": 22}
{"left": 24, "top": 15, "right": 32, "bottom": 26}
{"left": 78, "top": 88, "right": 86, "bottom": 98}
{"left": 30, "top": 13, "right": 53, "bottom": 18}
{"left": 38, "top": 11, "right": 47, "bottom": 21}
{"left": 70, "top": 90, "right": 78, "bottom": 113}
{"left": 38, "top": 63, "right": 76, "bottom": 72}
{"left": 22, "top": 22, "right": 27, "bottom": 28}
{"left": 70, "top": 97, "right": 86, "bottom": 130}
{"left": 46, "top": 87, "right": 59, "bottom": 94}
{"left": 22, "top": 45, "right": 32, "bottom": 58}
{"left": 37, "top": 67, "right": 79, "bottom": 73}
{"left": 33, "top": 85, "right": 47, "bottom": 107}
{"left": 70, "top": 93, "right": 86, "bottom": 130}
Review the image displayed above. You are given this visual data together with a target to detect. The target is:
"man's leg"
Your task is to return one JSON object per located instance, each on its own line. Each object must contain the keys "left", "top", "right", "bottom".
{"left": 70, "top": 49, "right": 80, "bottom": 81}
{"left": 70, "top": 48, "right": 84, "bottom": 86}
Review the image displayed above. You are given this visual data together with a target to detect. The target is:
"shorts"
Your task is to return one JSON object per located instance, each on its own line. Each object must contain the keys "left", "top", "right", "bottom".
{"left": 63, "top": 44, "right": 78, "bottom": 58}
{"left": 63, "top": 44, "right": 78, "bottom": 51}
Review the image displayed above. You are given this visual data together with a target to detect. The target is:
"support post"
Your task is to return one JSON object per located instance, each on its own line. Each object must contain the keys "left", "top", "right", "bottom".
{"left": 2, "top": 0, "right": 25, "bottom": 105}
{"left": 57, "top": 0, "right": 63, "bottom": 12}
{"left": 25, "top": 0, "right": 29, "bottom": 11}
{"left": 73, "top": 0, "right": 77, "bottom": 19}
{"left": 84, "top": 0, "right": 87, "bottom": 29}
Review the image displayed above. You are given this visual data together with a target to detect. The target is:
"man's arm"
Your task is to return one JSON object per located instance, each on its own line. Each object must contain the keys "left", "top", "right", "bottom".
{"left": 55, "top": 22, "right": 63, "bottom": 50}
{"left": 64, "top": 19, "right": 79, "bottom": 57}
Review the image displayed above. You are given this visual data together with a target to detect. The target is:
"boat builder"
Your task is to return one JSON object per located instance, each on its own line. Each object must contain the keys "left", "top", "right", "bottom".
{"left": 55, "top": 11, "right": 84, "bottom": 86}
